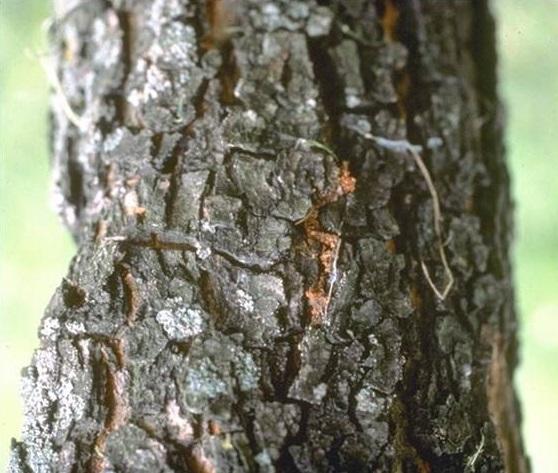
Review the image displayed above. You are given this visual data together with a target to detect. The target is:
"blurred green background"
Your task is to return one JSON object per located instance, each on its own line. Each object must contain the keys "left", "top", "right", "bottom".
{"left": 1, "top": 0, "right": 557, "bottom": 471}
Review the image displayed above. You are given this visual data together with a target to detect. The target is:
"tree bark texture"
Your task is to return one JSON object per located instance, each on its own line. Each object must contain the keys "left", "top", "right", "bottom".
{"left": 10, "top": 0, "right": 528, "bottom": 472}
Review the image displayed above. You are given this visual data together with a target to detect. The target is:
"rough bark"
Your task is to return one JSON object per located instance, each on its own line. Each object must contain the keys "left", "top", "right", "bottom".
{"left": 9, "top": 0, "right": 528, "bottom": 472}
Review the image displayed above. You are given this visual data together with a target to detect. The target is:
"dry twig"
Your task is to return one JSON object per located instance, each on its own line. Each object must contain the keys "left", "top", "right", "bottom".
{"left": 367, "top": 133, "right": 454, "bottom": 300}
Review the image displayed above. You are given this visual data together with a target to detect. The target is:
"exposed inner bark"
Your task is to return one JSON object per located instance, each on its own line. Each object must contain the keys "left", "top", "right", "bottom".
{"left": 9, "top": 1, "right": 528, "bottom": 472}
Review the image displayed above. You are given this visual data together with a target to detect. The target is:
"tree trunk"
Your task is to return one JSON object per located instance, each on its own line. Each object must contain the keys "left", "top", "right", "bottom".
{"left": 9, "top": 0, "right": 528, "bottom": 472}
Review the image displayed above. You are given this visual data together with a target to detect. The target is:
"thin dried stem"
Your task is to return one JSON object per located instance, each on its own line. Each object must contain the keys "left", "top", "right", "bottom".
{"left": 34, "top": 52, "right": 87, "bottom": 131}
{"left": 367, "top": 134, "right": 454, "bottom": 300}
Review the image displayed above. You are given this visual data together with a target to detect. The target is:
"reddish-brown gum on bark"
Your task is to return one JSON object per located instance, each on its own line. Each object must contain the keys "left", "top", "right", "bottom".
{"left": 302, "top": 162, "right": 356, "bottom": 325}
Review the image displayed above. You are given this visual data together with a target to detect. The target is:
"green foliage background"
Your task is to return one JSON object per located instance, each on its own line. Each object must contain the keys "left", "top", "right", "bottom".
{"left": 1, "top": 1, "right": 556, "bottom": 470}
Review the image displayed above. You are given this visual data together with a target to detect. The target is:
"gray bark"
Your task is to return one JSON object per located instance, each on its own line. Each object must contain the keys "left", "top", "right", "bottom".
{"left": 9, "top": 0, "right": 528, "bottom": 472}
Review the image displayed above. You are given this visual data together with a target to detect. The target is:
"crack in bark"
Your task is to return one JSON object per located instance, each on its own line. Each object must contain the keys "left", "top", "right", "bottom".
{"left": 118, "top": 263, "right": 140, "bottom": 326}
{"left": 485, "top": 328, "right": 529, "bottom": 473}
{"left": 88, "top": 340, "right": 129, "bottom": 473}
{"left": 306, "top": 36, "right": 342, "bottom": 146}
{"left": 201, "top": 0, "right": 239, "bottom": 52}
{"left": 390, "top": 398, "right": 432, "bottom": 473}
{"left": 114, "top": 9, "right": 135, "bottom": 126}
{"left": 275, "top": 400, "right": 311, "bottom": 473}
{"left": 371, "top": 2, "right": 448, "bottom": 470}
{"left": 166, "top": 78, "right": 211, "bottom": 227}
